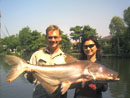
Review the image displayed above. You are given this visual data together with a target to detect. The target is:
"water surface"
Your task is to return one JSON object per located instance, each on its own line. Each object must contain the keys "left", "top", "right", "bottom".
{"left": 0, "top": 55, "right": 130, "bottom": 98}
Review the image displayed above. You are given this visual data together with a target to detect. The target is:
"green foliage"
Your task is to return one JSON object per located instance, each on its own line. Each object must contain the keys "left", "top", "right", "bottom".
{"left": 124, "top": 6, "right": 130, "bottom": 27}
{"left": 60, "top": 33, "right": 72, "bottom": 53}
{"left": 1, "top": 35, "right": 20, "bottom": 51}
{"left": 109, "top": 16, "right": 126, "bottom": 55}
{"left": 1, "top": 6, "right": 130, "bottom": 57}
{"left": 109, "top": 16, "right": 125, "bottom": 37}
{"left": 70, "top": 26, "right": 82, "bottom": 41}
{"left": 0, "top": 40, "right": 4, "bottom": 52}
{"left": 102, "top": 44, "right": 112, "bottom": 54}
{"left": 19, "top": 27, "right": 32, "bottom": 52}
{"left": 18, "top": 27, "right": 47, "bottom": 53}
{"left": 70, "top": 25, "right": 98, "bottom": 42}
{"left": 0, "top": 26, "right": 72, "bottom": 55}
{"left": 104, "top": 6, "right": 130, "bottom": 57}
{"left": 123, "top": 7, "right": 130, "bottom": 56}
{"left": 70, "top": 25, "right": 99, "bottom": 52}
{"left": 82, "top": 25, "right": 98, "bottom": 37}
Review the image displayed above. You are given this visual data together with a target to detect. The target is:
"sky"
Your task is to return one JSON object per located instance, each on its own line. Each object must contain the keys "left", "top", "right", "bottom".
{"left": 0, "top": 0, "right": 130, "bottom": 38}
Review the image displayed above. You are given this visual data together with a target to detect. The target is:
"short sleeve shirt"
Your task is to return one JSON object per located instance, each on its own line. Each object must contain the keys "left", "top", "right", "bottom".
{"left": 30, "top": 48, "right": 66, "bottom": 66}
{"left": 29, "top": 48, "right": 67, "bottom": 98}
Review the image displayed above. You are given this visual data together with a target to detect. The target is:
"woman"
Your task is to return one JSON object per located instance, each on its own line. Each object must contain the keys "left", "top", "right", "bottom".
{"left": 74, "top": 35, "right": 108, "bottom": 98}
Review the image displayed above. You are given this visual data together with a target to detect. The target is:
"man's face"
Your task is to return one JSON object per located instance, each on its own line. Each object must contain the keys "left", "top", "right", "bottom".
{"left": 46, "top": 30, "right": 61, "bottom": 50}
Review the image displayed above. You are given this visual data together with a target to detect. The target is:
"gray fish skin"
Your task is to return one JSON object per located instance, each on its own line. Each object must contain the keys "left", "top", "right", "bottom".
{"left": 5, "top": 55, "right": 119, "bottom": 95}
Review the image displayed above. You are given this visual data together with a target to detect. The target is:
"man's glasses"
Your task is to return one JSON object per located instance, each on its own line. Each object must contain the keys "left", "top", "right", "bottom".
{"left": 48, "top": 36, "right": 58, "bottom": 39}
{"left": 83, "top": 44, "right": 95, "bottom": 49}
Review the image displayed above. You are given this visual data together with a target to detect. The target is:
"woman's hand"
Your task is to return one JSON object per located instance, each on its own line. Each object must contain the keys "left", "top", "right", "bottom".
{"left": 89, "top": 83, "right": 97, "bottom": 90}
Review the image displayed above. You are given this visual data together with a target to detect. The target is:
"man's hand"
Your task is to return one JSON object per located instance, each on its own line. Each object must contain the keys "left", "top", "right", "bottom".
{"left": 25, "top": 61, "right": 33, "bottom": 72}
{"left": 25, "top": 67, "right": 33, "bottom": 72}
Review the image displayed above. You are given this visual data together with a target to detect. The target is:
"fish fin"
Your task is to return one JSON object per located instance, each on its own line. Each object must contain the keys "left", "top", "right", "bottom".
{"left": 5, "top": 55, "right": 27, "bottom": 82}
{"left": 61, "top": 81, "right": 72, "bottom": 95}
{"left": 65, "top": 53, "right": 79, "bottom": 63}
{"left": 34, "top": 73, "right": 58, "bottom": 94}
{"left": 34, "top": 70, "right": 60, "bottom": 86}
{"left": 5, "top": 55, "right": 27, "bottom": 66}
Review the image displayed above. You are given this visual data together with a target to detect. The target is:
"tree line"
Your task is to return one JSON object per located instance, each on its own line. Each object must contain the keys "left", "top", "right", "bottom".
{"left": 0, "top": 27, "right": 72, "bottom": 56}
{"left": 0, "top": 6, "right": 130, "bottom": 57}
{"left": 105, "top": 6, "right": 130, "bottom": 57}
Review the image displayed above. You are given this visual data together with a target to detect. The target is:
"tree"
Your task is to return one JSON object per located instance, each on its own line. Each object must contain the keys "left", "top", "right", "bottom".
{"left": 19, "top": 26, "right": 32, "bottom": 52}
{"left": 30, "top": 30, "right": 46, "bottom": 52}
{"left": 0, "top": 35, "right": 20, "bottom": 54}
{"left": 109, "top": 16, "right": 125, "bottom": 55}
{"left": 70, "top": 25, "right": 98, "bottom": 42}
{"left": 18, "top": 27, "right": 46, "bottom": 53}
{"left": 2, "top": 35, "right": 20, "bottom": 50}
{"left": 60, "top": 32, "right": 72, "bottom": 53}
{"left": 124, "top": 6, "right": 130, "bottom": 27}
{"left": 123, "top": 6, "right": 130, "bottom": 56}
{"left": 82, "top": 25, "right": 97, "bottom": 37}
{"left": 70, "top": 26, "right": 82, "bottom": 41}
{"left": 38, "top": 34, "right": 47, "bottom": 48}
{"left": 70, "top": 25, "right": 98, "bottom": 52}
{"left": 109, "top": 16, "right": 125, "bottom": 36}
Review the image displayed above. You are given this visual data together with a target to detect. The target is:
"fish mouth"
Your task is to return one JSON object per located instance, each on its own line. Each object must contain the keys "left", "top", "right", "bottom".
{"left": 108, "top": 72, "right": 120, "bottom": 81}
{"left": 92, "top": 74, "right": 120, "bottom": 81}
{"left": 100, "top": 76, "right": 120, "bottom": 81}
{"left": 113, "top": 76, "right": 120, "bottom": 80}
{"left": 91, "top": 76, "right": 120, "bottom": 83}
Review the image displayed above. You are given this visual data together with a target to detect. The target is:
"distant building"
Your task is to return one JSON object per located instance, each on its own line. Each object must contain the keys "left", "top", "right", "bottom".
{"left": 101, "top": 35, "right": 112, "bottom": 40}
{"left": 72, "top": 41, "right": 79, "bottom": 45}
{"left": 101, "top": 35, "right": 112, "bottom": 45}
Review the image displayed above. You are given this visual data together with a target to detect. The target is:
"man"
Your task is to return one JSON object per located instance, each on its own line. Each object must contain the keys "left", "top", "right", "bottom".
{"left": 26, "top": 25, "right": 77, "bottom": 98}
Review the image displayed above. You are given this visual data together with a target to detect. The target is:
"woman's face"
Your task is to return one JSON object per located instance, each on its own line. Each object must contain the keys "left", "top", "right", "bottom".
{"left": 83, "top": 40, "right": 97, "bottom": 56}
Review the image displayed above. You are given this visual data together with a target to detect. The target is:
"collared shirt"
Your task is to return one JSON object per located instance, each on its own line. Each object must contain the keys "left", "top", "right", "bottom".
{"left": 29, "top": 47, "right": 67, "bottom": 98}
{"left": 30, "top": 48, "right": 66, "bottom": 65}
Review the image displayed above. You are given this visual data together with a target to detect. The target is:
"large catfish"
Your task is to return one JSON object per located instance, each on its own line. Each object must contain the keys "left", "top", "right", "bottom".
{"left": 5, "top": 55, "right": 119, "bottom": 95}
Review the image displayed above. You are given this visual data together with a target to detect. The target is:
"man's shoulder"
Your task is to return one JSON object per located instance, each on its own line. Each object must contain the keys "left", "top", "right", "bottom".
{"left": 32, "top": 47, "right": 47, "bottom": 56}
{"left": 39, "top": 47, "right": 46, "bottom": 50}
{"left": 33, "top": 49, "right": 43, "bottom": 55}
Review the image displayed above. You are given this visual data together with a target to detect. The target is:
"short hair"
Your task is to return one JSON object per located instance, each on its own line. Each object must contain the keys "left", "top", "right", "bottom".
{"left": 46, "top": 25, "right": 61, "bottom": 35}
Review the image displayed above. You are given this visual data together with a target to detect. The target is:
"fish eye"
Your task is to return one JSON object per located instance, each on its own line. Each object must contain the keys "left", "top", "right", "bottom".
{"left": 110, "top": 73, "right": 113, "bottom": 76}
{"left": 108, "top": 73, "right": 113, "bottom": 76}
{"left": 99, "top": 67, "right": 103, "bottom": 72}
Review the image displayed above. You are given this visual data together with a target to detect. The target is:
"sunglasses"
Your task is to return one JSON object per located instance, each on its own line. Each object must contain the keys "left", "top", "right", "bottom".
{"left": 83, "top": 44, "right": 95, "bottom": 49}
{"left": 48, "top": 36, "right": 58, "bottom": 39}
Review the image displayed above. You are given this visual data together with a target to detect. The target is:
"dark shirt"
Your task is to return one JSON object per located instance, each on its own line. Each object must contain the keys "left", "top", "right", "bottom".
{"left": 74, "top": 60, "right": 108, "bottom": 98}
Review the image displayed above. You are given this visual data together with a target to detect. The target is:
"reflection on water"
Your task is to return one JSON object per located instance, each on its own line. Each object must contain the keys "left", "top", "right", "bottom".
{"left": 0, "top": 55, "right": 130, "bottom": 98}
{"left": 102, "top": 57, "right": 130, "bottom": 98}
{"left": 0, "top": 55, "right": 33, "bottom": 98}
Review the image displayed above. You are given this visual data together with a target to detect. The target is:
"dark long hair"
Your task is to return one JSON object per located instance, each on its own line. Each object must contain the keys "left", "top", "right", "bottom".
{"left": 80, "top": 35, "right": 101, "bottom": 61}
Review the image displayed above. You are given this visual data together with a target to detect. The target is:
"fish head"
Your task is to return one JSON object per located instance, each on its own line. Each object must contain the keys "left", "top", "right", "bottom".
{"left": 84, "top": 62, "right": 120, "bottom": 81}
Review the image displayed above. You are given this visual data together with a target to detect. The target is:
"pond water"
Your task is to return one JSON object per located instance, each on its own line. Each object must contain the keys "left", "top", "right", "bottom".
{"left": 0, "top": 55, "right": 130, "bottom": 98}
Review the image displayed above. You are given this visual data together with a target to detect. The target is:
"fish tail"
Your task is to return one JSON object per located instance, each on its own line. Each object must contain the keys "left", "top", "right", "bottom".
{"left": 5, "top": 55, "right": 27, "bottom": 82}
